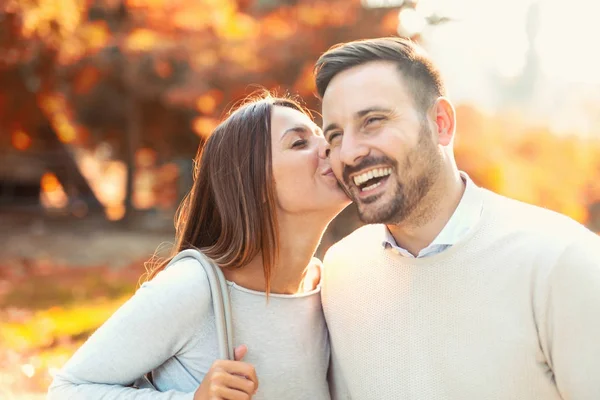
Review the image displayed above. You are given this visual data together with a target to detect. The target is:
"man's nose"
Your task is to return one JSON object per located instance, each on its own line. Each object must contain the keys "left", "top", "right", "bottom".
{"left": 339, "top": 134, "right": 369, "bottom": 167}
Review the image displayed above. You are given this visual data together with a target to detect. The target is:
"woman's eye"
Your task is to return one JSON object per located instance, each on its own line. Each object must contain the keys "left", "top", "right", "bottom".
{"left": 292, "top": 139, "right": 307, "bottom": 148}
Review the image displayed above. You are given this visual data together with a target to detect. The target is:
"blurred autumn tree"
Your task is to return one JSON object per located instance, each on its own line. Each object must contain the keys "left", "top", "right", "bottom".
{"left": 0, "top": 0, "right": 402, "bottom": 222}
{"left": 1, "top": 0, "right": 599, "bottom": 235}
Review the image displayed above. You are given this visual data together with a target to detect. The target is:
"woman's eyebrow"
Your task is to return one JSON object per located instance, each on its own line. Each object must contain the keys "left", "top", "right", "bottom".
{"left": 280, "top": 125, "right": 309, "bottom": 141}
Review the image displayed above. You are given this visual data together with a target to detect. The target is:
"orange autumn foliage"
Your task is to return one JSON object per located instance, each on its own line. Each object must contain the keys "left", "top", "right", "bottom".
{"left": 455, "top": 105, "right": 600, "bottom": 225}
{"left": 2, "top": 0, "right": 599, "bottom": 231}
{"left": 11, "top": 129, "right": 32, "bottom": 151}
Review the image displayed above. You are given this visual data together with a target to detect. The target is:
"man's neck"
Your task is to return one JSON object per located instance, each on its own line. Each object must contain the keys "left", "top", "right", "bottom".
{"left": 387, "top": 170, "right": 465, "bottom": 257}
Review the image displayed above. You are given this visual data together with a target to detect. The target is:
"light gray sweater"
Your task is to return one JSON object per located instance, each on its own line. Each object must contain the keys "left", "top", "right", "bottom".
{"left": 48, "top": 257, "right": 331, "bottom": 399}
{"left": 323, "top": 187, "right": 600, "bottom": 399}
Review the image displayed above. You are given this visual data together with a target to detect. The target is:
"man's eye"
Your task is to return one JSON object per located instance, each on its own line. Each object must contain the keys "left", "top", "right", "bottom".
{"left": 292, "top": 139, "right": 307, "bottom": 148}
{"left": 328, "top": 132, "right": 342, "bottom": 143}
{"left": 365, "top": 116, "right": 384, "bottom": 126}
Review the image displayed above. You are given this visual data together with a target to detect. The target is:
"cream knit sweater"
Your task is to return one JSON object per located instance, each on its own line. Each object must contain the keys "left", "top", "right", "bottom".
{"left": 322, "top": 188, "right": 600, "bottom": 400}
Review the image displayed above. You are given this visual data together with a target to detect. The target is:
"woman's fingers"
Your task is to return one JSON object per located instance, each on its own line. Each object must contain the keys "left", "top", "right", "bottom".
{"left": 214, "top": 360, "right": 258, "bottom": 392}
{"left": 194, "top": 352, "right": 258, "bottom": 400}
{"left": 234, "top": 345, "right": 247, "bottom": 361}
{"left": 214, "top": 386, "right": 253, "bottom": 400}
{"left": 212, "top": 371, "right": 256, "bottom": 397}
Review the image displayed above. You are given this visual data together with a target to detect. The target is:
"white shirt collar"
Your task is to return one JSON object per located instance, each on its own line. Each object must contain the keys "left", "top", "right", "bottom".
{"left": 382, "top": 171, "right": 483, "bottom": 257}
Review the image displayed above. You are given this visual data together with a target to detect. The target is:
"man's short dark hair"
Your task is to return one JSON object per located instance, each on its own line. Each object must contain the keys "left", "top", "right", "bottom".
{"left": 314, "top": 37, "right": 446, "bottom": 113}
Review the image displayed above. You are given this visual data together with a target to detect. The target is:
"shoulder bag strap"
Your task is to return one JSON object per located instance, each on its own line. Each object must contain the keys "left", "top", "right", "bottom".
{"left": 169, "top": 249, "right": 234, "bottom": 360}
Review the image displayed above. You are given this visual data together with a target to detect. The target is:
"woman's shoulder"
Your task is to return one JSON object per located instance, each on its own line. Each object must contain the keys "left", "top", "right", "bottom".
{"left": 147, "top": 254, "right": 210, "bottom": 286}
{"left": 140, "top": 252, "right": 213, "bottom": 315}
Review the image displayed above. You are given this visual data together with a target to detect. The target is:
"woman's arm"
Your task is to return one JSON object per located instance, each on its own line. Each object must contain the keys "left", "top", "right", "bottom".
{"left": 47, "top": 258, "right": 212, "bottom": 400}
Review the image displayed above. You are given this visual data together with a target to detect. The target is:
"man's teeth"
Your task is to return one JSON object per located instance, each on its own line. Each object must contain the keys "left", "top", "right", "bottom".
{"left": 353, "top": 168, "right": 392, "bottom": 186}
{"left": 361, "top": 181, "right": 383, "bottom": 192}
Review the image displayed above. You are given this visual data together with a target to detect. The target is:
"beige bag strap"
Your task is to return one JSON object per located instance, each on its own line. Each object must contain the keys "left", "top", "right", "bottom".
{"left": 133, "top": 249, "right": 234, "bottom": 390}
{"left": 169, "top": 249, "right": 234, "bottom": 360}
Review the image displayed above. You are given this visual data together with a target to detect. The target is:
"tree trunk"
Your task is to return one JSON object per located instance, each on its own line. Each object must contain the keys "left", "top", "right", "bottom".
{"left": 121, "top": 96, "right": 141, "bottom": 224}
{"left": 38, "top": 123, "right": 104, "bottom": 212}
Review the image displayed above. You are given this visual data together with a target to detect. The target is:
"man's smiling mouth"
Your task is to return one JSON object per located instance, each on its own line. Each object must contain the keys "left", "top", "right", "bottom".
{"left": 351, "top": 167, "right": 392, "bottom": 192}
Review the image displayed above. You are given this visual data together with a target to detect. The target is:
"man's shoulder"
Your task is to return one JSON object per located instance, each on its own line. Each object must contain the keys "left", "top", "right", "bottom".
{"left": 483, "top": 188, "right": 595, "bottom": 245}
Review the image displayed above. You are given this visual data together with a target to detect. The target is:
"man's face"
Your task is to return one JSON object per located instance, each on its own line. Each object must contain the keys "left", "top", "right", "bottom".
{"left": 321, "top": 61, "right": 442, "bottom": 224}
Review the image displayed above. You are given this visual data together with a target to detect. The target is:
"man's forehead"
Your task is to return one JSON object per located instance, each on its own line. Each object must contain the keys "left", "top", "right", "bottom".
{"left": 327, "top": 62, "right": 402, "bottom": 91}
{"left": 322, "top": 98, "right": 386, "bottom": 120}
{"left": 321, "top": 64, "right": 408, "bottom": 121}
{"left": 321, "top": 89, "right": 403, "bottom": 124}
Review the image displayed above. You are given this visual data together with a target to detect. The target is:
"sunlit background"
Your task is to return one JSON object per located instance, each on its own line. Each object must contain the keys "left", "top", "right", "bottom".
{"left": 1, "top": 0, "right": 599, "bottom": 398}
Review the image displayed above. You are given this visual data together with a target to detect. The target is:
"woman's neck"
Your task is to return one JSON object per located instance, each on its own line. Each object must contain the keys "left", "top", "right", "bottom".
{"left": 223, "top": 213, "right": 329, "bottom": 295}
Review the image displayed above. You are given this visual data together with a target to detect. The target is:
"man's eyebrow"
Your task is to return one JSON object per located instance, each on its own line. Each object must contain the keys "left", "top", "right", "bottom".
{"left": 355, "top": 106, "right": 393, "bottom": 119}
{"left": 323, "top": 122, "right": 340, "bottom": 137}
{"left": 323, "top": 107, "right": 392, "bottom": 137}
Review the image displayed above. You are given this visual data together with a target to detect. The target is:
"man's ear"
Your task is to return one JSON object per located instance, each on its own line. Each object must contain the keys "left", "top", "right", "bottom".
{"left": 430, "top": 97, "right": 456, "bottom": 146}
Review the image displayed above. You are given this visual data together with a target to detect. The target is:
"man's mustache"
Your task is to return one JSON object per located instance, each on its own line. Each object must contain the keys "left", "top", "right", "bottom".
{"left": 341, "top": 156, "right": 397, "bottom": 187}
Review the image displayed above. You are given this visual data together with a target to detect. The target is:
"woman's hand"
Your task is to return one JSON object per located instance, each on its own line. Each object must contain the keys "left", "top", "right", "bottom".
{"left": 194, "top": 345, "right": 258, "bottom": 400}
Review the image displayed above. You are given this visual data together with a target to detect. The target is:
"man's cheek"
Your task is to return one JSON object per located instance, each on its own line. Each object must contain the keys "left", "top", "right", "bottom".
{"left": 332, "top": 163, "right": 344, "bottom": 182}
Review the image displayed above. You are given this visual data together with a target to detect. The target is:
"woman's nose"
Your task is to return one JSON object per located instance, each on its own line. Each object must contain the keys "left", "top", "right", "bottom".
{"left": 317, "top": 138, "right": 331, "bottom": 159}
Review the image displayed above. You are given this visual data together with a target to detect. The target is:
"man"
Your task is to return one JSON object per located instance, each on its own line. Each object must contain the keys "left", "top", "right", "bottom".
{"left": 315, "top": 37, "right": 600, "bottom": 399}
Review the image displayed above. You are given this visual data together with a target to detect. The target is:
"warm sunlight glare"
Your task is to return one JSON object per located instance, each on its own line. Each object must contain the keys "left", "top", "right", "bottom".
{"left": 105, "top": 204, "right": 126, "bottom": 221}
{"left": 192, "top": 117, "right": 219, "bottom": 138}
{"left": 96, "top": 162, "right": 126, "bottom": 209}
{"left": 19, "top": 0, "right": 83, "bottom": 39}
{"left": 126, "top": 0, "right": 167, "bottom": 8}
{"left": 424, "top": 0, "right": 529, "bottom": 78}
{"left": 21, "top": 364, "right": 35, "bottom": 379}
{"left": 79, "top": 21, "right": 111, "bottom": 51}
{"left": 134, "top": 148, "right": 158, "bottom": 209}
{"left": 418, "top": 0, "right": 600, "bottom": 135}
{"left": 398, "top": 7, "right": 427, "bottom": 37}
{"left": 421, "top": 0, "right": 600, "bottom": 83}
{"left": 126, "top": 28, "right": 159, "bottom": 52}
{"left": 76, "top": 151, "right": 126, "bottom": 218}
{"left": 54, "top": 114, "right": 78, "bottom": 143}
{"left": 40, "top": 173, "right": 69, "bottom": 209}
{"left": 11, "top": 130, "right": 32, "bottom": 151}
{"left": 196, "top": 92, "right": 219, "bottom": 115}
{"left": 536, "top": 0, "right": 600, "bottom": 84}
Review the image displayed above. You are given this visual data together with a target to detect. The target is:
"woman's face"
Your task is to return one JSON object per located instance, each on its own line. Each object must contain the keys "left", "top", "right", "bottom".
{"left": 270, "top": 105, "right": 350, "bottom": 218}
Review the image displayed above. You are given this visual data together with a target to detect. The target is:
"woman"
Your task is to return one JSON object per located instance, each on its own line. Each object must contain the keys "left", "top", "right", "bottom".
{"left": 47, "top": 92, "right": 350, "bottom": 400}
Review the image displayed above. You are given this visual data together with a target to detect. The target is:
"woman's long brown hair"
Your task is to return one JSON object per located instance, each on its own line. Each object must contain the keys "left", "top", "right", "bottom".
{"left": 144, "top": 92, "right": 312, "bottom": 295}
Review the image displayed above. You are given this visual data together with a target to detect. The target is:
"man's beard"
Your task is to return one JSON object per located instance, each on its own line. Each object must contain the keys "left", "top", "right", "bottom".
{"left": 346, "top": 125, "right": 441, "bottom": 225}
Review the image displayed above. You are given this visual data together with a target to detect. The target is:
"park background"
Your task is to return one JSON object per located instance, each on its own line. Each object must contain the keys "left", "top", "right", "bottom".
{"left": 1, "top": 0, "right": 600, "bottom": 398}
